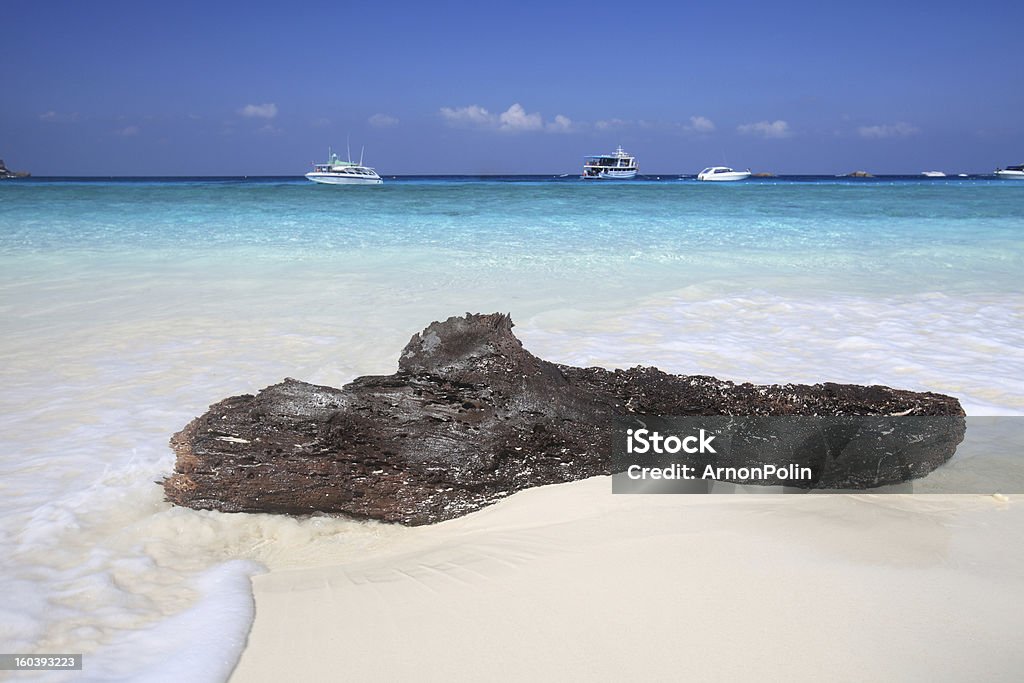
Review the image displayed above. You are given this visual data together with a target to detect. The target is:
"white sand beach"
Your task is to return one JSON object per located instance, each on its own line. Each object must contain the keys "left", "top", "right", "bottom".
{"left": 231, "top": 481, "right": 1024, "bottom": 682}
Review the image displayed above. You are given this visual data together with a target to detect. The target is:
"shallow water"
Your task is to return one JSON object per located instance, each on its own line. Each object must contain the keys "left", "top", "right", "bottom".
{"left": 1, "top": 176, "right": 1021, "bottom": 680}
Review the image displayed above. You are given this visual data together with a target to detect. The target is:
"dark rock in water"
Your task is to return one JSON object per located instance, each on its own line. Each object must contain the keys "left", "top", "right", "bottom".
{"left": 164, "top": 313, "right": 965, "bottom": 525}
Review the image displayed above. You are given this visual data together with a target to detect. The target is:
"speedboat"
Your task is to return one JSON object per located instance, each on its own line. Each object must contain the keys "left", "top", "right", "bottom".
{"left": 994, "top": 164, "right": 1024, "bottom": 179}
{"left": 306, "top": 148, "right": 383, "bottom": 185}
{"left": 582, "top": 146, "right": 638, "bottom": 179}
{"left": 921, "top": 171, "right": 946, "bottom": 177}
{"left": 697, "top": 166, "right": 751, "bottom": 182}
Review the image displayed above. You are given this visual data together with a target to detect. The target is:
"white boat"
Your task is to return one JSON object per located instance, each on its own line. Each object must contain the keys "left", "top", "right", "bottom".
{"left": 994, "top": 164, "right": 1024, "bottom": 179}
{"left": 697, "top": 166, "right": 751, "bottom": 182}
{"left": 582, "top": 146, "right": 638, "bottom": 179}
{"left": 306, "top": 147, "right": 383, "bottom": 185}
{"left": 922, "top": 171, "right": 946, "bottom": 178}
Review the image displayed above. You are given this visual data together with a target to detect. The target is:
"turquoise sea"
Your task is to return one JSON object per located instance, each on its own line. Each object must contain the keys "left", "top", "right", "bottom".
{"left": 1, "top": 176, "right": 1022, "bottom": 680}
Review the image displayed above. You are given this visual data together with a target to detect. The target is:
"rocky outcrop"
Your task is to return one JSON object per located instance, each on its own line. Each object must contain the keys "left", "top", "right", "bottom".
{"left": 845, "top": 170, "right": 874, "bottom": 178}
{"left": 164, "top": 313, "right": 965, "bottom": 525}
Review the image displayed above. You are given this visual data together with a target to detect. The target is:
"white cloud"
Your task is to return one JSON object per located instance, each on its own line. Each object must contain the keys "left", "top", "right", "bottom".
{"left": 686, "top": 115, "right": 716, "bottom": 133}
{"left": 499, "top": 103, "right": 543, "bottom": 132}
{"left": 116, "top": 125, "right": 140, "bottom": 137}
{"left": 857, "top": 122, "right": 920, "bottom": 139}
{"left": 595, "top": 118, "right": 628, "bottom": 130}
{"left": 440, "top": 104, "right": 494, "bottom": 126}
{"left": 546, "top": 114, "right": 573, "bottom": 133}
{"left": 368, "top": 113, "right": 399, "bottom": 128}
{"left": 440, "top": 103, "right": 572, "bottom": 133}
{"left": 738, "top": 120, "right": 791, "bottom": 139}
{"left": 239, "top": 103, "right": 278, "bottom": 119}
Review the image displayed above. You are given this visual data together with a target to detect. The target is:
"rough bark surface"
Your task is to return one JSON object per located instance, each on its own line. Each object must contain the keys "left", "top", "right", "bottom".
{"left": 164, "top": 313, "right": 965, "bottom": 525}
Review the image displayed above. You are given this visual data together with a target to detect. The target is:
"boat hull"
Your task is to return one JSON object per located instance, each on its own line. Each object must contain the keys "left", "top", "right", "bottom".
{"left": 582, "top": 170, "right": 637, "bottom": 179}
{"left": 697, "top": 172, "right": 751, "bottom": 182}
{"left": 994, "top": 170, "right": 1024, "bottom": 180}
{"left": 306, "top": 173, "right": 383, "bottom": 185}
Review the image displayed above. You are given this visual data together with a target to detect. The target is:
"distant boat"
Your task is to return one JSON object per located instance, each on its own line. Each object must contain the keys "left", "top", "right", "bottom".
{"left": 922, "top": 171, "right": 946, "bottom": 178}
{"left": 306, "top": 147, "right": 383, "bottom": 185}
{"left": 0, "top": 158, "right": 30, "bottom": 179}
{"left": 697, "top": 166, "right": 751, "bottom": 182}
{"left": 994, "top": 164, "right": 1024, "bottom": 179}
{"left": 582, "top": 146, "right": 638, "bottom": 179}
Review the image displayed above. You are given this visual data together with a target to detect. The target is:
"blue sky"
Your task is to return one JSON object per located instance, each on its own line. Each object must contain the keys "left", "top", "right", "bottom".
{"left": 3, "top": 1, "right": 1022, "bottom": 175}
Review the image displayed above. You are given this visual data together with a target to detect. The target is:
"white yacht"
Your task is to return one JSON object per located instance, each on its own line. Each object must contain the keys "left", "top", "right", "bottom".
{"left": 994, "top": 164, "right": 1024, "bottom": 179}
{"left": 582, "top": 146, "right": 638, "bottom": 179}
{"left": 697, "top": 166, "right": 751, "bottom": 182}
{"left": 306, "top": 148, "right": 383, "bottom": 185}
{"left": 922, "top": 171, "right": 946, "bottom": 178}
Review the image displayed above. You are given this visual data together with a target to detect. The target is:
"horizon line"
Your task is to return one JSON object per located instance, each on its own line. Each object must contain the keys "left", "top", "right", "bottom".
{"left": 3, "top": 172, "right": 1005, "bottom": 179}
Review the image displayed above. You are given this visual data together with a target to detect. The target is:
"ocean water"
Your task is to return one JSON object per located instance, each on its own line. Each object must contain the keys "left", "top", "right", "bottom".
{"left": 1, "top": 176, "right": 1022, "bottom": 680}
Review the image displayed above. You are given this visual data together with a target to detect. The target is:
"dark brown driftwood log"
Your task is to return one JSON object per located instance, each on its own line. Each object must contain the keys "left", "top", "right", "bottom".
{"left": 164, "top": 313, "right": 965, "bottom": 525}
